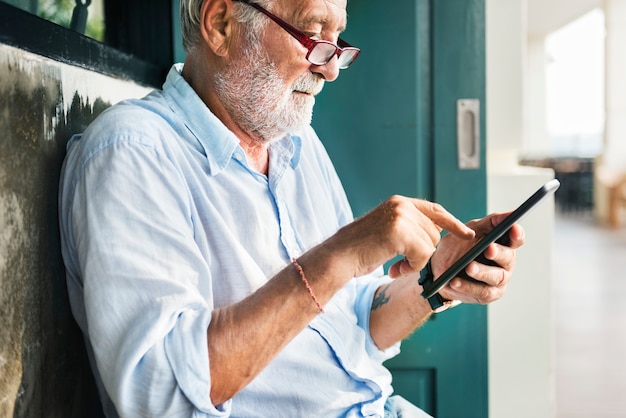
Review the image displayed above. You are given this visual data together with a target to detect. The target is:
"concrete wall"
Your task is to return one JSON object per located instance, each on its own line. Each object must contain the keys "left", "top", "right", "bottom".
{"left": 0, "top": 43, "right": 149, "bottom": 417}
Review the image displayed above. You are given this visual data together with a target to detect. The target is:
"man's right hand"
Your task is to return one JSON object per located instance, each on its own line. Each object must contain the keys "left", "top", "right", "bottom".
{"left": 327, "top": 195, "right": 475, "bottom": 279}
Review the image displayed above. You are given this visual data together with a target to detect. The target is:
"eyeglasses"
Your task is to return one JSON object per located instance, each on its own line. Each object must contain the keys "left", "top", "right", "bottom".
{"left": 233, "top": 0, "right": 360, "bottom": 69}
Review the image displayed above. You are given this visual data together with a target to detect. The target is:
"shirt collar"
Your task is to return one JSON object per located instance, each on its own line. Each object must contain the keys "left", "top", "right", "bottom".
{"left": 162, "top": 64, "right": 302, "bottom": 175}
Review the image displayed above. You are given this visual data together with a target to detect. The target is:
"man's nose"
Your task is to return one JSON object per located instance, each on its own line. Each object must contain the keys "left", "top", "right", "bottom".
{"left": 311, "top": 55, "right": 341, "bottom": 82}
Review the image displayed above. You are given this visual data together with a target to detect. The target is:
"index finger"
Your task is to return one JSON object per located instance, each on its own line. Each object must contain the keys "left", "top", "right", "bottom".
{"left": 413, "top": 199, "right": 475, "bottom": 239}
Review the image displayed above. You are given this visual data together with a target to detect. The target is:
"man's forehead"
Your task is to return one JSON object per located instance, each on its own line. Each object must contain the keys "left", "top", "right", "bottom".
{"left": 277, "top": 0, "right": 348, "bottom": 29}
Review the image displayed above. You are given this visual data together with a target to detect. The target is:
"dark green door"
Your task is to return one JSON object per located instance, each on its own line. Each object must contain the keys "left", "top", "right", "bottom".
{"left": 312, "top": 0, "right": 487, "bottom": 417}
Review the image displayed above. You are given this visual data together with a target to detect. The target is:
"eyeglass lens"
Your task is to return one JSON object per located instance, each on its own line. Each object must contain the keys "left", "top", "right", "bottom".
{"left": 309, "top": 42, "right": 359, "bottom": 69}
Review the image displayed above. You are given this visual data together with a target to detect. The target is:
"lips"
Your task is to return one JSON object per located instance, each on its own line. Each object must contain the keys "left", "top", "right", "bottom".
{"left": 292, "top": 78, "right": 324, "bottom": 97}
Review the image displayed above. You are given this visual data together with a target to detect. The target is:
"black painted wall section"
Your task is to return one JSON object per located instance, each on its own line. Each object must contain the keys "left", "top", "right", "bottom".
{"left": 0, "top": 2, "right": 168, "bottom": 87}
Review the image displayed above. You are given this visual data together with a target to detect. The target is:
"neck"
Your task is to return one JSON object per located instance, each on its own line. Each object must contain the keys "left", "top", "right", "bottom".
{"left": 239, "top": 136, "right": 270, "bottom": 175}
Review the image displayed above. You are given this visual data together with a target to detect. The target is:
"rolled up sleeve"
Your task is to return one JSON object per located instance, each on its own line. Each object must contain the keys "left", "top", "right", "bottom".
{"left": 353, "top": 270, "right": 401, "bottom": 363}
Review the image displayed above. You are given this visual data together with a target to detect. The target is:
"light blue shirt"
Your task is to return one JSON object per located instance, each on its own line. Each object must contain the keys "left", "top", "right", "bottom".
{"left": 59, "top": 65, "right": 400, "bottom": 418}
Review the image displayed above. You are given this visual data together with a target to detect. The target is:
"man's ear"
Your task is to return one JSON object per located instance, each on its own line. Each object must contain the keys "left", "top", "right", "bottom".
{"left": 199, "top": 0, "right": 236, "bottom": 57}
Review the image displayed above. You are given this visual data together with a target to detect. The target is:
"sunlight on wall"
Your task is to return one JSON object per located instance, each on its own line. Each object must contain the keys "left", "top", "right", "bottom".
{"left": 545, "top": 8, "right": 605, "bottom": 157}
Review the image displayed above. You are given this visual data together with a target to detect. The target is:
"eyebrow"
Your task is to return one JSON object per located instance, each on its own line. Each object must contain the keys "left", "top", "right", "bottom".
{"left": 296, "top": 15, "right": 347, "bottom": 34}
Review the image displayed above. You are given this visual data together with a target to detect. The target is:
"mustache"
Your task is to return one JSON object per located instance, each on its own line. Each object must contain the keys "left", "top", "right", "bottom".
{"left": 292, "top": 74, "right": 325, "bottom": 96}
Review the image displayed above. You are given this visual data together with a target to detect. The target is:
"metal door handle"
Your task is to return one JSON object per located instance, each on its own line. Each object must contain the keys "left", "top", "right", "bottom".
{"left": 457, "top": 99, "right": 480, "bottom": 169}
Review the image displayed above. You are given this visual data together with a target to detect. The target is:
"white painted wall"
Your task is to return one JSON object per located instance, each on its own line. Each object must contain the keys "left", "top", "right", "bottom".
{"left": 486, "top": 0, "right": 525, "bottom": 159}
{"left": 487, "top": 170, "right": 556, "bottom": 418}
{"left": 525, "top": 37, "right": 551, "bottom": 158}
{"left": 486, "top": 1, "right": 556, "bottom": 417}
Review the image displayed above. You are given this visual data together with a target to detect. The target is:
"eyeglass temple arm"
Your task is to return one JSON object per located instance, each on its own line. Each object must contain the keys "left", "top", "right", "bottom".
{"left": 233, "top": 0, "right": 316, "bottom": 49}
{"left": 337, "top": 38, "right": 357, "bottom": 49}
{"left": 233, "top": 0, "right": 359, "bottom": 58}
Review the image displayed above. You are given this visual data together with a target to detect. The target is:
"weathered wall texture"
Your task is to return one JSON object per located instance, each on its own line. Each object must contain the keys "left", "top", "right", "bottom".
{"left": 0, "top": 43, "right": 150, "bottom": 418}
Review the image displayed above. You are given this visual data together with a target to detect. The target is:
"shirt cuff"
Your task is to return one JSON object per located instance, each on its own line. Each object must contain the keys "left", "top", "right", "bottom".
{"left": 165, "top": 308, "right": 232, "bottom": 417}
{"left": 354, "top": 272, "right": 401, "bottom": 363}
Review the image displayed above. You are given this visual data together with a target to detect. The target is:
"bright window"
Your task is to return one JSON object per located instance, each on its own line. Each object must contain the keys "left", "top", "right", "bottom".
{"left": 546, "top": 8, "right": 605, "bottom": 157}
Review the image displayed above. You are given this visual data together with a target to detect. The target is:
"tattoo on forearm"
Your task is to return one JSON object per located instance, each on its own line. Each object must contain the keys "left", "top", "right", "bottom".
{"left": 372, "top": 284, "right": 391, "bottom": 311}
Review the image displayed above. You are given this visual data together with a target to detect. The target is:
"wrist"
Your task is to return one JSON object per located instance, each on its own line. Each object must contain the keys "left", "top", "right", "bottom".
{"left": 418, "top": 260, "right": 461, "bottom": 313}
{"left": 296, "top": 242, "right": 356, "bottom": 295}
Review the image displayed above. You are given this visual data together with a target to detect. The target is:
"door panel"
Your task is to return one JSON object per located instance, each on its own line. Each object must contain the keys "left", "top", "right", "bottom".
{"left": 312, "top": 0, "right": 487, "bottom": 417}
{"left": 432, "top": 0, "right": 487, "bottom": 218}
{"left": 312, "top": 1, "right": 426, "bottom": 216}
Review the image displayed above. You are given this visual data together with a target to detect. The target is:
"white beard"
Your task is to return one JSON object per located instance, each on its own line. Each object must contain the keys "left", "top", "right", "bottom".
{"left": 214, "top": 40, "right": 324, "bottom": 142}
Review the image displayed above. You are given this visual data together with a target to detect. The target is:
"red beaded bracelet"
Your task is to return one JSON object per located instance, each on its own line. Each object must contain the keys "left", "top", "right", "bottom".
{"left": 292, "top": 258, "right": 325, "bottom": 313}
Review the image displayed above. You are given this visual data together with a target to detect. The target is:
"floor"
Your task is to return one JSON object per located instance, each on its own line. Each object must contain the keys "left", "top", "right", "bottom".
{"left": 553, "top": 212, "right": 626, "bottom": 417}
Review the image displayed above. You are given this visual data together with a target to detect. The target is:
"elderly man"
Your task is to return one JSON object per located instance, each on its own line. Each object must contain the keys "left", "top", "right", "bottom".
{"left": 59, "top": 0, "right": 524, "bottom": 416}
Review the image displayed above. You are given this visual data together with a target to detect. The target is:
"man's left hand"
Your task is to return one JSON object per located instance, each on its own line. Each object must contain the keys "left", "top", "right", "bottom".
{"left": 430, "top": 212, "right": 525, "bottom": 304}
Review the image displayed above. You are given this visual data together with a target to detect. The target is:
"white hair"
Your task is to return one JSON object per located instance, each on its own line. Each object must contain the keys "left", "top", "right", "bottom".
{"left": 179, "top": 0, "right": 276, "bottom": 53}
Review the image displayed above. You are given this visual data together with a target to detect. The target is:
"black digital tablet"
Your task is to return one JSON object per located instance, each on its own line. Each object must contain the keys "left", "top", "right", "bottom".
{"left": 421, "top": 179, "right": 561, "bottom": 299}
